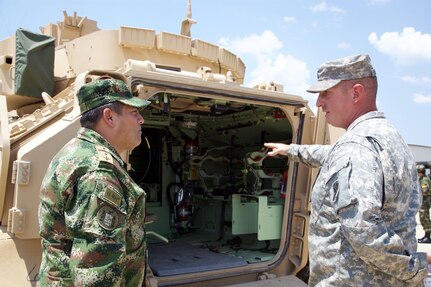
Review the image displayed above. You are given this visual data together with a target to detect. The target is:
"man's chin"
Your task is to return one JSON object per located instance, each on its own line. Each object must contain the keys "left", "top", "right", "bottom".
{"left": 128, "top": 140, "right": 141, "bottom": 151}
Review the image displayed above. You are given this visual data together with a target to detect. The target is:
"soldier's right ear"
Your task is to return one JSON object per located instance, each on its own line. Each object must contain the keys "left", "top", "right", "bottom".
{"left": 102, "top": 108, "right": 115, "bottom": 126}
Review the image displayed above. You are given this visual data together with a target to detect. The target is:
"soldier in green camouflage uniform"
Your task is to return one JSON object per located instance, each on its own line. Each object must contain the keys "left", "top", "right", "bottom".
{"left": 417, "top": 164, "right": 431, "bottom": 243}
{"left": 265, "top": 55, "right": 428, "bottom": 286}
{"left": 38, "top": 78, "right": 150, "bottom": 286}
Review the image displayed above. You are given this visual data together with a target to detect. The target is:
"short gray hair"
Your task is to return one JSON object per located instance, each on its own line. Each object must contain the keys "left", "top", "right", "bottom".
{"left": 80, "top": 101, "right": 123, "bottom": 129}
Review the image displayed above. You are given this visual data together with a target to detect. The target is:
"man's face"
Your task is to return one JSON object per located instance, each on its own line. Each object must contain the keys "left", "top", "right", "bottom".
{"left": 316, "top": 83, "right": 352, "bottom": 129}
{"left": 113, "top": 104, "right": 144, "bottom": 152}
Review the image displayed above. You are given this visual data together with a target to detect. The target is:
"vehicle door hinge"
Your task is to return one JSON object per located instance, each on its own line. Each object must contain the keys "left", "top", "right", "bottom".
{"left": 11, "top": 160, "right": 31, "bottom": 185}
{"left": 7, "top": 208, "right": 26, "bottom": 234}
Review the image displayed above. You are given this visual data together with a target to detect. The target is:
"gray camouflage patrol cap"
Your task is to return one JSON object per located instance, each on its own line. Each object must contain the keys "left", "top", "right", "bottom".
{"left": 78, "top": 78, "right": 150, "bottom": 114}
{"left": 307, "top": 54, "right": 376, "bottom": 93}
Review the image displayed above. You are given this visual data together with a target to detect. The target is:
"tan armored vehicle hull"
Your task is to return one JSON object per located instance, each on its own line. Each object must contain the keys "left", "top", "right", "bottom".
{"left": 0, "top": 8, "right": 341, "bottom": 287}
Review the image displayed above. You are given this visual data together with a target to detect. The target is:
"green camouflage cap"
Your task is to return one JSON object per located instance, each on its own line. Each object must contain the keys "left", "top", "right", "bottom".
{"left": 307, "top": 54, "right": 376, "bottom": 93}
{"left": 78, "top": 78, "right": 150, "bottom": 114}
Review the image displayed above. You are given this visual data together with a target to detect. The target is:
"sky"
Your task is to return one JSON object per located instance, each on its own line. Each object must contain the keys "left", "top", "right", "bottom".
{"left": 0, "top": 0, "right": 430, "bottom": 146}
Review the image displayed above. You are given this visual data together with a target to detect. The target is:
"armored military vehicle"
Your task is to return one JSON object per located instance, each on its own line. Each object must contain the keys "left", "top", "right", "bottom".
{"left": 0, "top": 4, "right": 341, "bottom": 287}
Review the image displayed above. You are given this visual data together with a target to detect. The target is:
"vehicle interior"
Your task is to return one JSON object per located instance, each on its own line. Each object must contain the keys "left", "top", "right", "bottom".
{"left": 129, "top": 90, "right": 294, "bottom": 277}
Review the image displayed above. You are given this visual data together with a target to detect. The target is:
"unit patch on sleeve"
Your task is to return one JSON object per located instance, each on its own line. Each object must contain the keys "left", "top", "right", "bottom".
{"left": 97, "top": 205, "right": 120, "bottom": 230}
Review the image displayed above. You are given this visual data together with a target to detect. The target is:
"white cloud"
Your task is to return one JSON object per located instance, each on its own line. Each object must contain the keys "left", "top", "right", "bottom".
{"left": 283, "top": 16, "right": 295, "bottom": 23}
{"left": 219, "top": 30, "right": 283, "bottom": 57}
{"left": 401, "top": 75, "right": 431, "bottom": 85}
{"left": 337, "top": 41, "right": 351, "bottom": 50}
{"left": 249, "top": 53, "right": 311, "bottom": 96}
{"left": 412, "top": 93, "right": 431, "bottom": 104}
{"left": 311, "top": 2, "right": 345, "bottom": 13}
{"left": 219, "top": 31, "right": 312, "bottom": 102}
{"left": 369, "top": 27, "right": 431, "bottom": 64}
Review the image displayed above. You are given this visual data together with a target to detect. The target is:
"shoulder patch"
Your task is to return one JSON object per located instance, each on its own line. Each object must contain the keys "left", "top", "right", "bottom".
{"left": 97, "top": 205, "right": 120, "bottom": 230}
{"left": 96, "top": 146, "right": 113, "bottom": 164}
{"left": 102, "top": 186, "right": 122, "bottom": 207}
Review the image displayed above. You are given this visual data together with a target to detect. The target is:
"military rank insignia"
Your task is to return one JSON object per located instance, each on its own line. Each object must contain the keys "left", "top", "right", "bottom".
{"left": 97, "top": 205, "right": 120, "bottom": 230}
{"left": 96, "top": 146, "right": 113, "bottom": 164}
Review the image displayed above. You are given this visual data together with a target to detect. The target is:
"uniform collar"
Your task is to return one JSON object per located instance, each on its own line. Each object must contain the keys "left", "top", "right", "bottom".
{"left": 77, "top": 127, "right": 124, "bottom": 165}
{"left": 346, "top": 111, "right": 385, "bottom": 131}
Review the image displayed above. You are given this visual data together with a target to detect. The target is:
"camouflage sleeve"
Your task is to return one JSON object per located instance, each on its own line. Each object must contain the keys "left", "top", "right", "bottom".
{"left": 39, "top": 162, "right": 68, "bottom": 241}
{"left": 67, "top": 171, "right": 128, "bottom": 287}
{"left": 330, "top": 142, "right": 427, "bottom": 283}
{"left": 422, "top": 177, "right": 431, "bottom": 193}
{"left": 38, "top": 161, "right": 73, "bottom": 282}
{"left": 286, "top": 144, "right": 332, "bottom": 168}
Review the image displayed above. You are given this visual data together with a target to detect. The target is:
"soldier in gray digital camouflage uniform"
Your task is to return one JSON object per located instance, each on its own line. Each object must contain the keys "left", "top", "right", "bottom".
{"left": 38, "top": 78, "right": 150, "bottom": 286}
{"left": 265, "top": 54, "right": 428, "bottom": 286}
